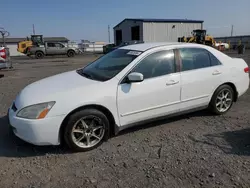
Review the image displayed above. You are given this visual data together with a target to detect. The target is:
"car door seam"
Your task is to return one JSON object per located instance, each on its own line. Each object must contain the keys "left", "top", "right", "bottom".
{"left": 181, "top": 95, "right": 209, "bottom": 103}
{"left": 120, "top": 100, "right": 181, "bottom": 117}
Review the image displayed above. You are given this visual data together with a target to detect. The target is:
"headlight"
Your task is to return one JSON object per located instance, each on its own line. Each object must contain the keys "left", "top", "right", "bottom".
{"left": 17, "top": 101, "right": 55, "bottom": 119}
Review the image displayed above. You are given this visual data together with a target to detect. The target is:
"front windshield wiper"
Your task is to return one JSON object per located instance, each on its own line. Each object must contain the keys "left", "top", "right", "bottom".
{"left": 77, "top": 69, "right": 93, "bottom": 79}
{"left": 82, "top": 72, "right": 92, "bottom": 79}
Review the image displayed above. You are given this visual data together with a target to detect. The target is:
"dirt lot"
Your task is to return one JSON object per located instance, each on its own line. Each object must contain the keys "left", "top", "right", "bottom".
{"left": 0, "top": 51, "right": 250, "bottom": 188}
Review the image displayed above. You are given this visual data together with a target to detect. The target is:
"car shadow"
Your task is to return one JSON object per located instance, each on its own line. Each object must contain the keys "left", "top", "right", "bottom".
{"left": 2, "top": 109, "right": 247, "bottom": 158}
{"left": 117, "top": 111, "right": 250, "bottom": 156}
{"left": 188, "top": 128, "right": 250, "bottom": 156}
{"left": 0, "top": 110, "right": 213, "bottom": 158}
{"left": 0, "top": 115, "right": 71, "bottom": 158}
{"left": 0, "top": 74, "right": 4, "bottom": 78}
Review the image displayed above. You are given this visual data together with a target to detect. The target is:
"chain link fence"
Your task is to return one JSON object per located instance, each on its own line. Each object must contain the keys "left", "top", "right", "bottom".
{"left": 214, "top": 35, "right": 250, "bottom": 49}
{"left": 79, "top": 41, "right": 106, "bottom": 54}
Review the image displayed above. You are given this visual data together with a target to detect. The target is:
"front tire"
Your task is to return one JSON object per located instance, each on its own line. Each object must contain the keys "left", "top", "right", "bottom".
{"left": 209, "top": 84, "right": 234, "bottom": 115}
{"left": 63, "top": 109, "right": 110, "bottom": 152}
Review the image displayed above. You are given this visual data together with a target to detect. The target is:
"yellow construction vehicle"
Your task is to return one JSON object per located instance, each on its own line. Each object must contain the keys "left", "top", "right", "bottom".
{"left": 179, "top": 29, "right": 216, "bottom": 47}
{"left": 17, "top": 35, "right": 44, "bottom": 54}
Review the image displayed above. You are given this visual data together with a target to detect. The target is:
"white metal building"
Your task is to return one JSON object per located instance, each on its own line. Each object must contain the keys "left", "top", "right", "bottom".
{"left": 0, "top": 37, "right": 69, "bottom": 56}
{"left": 113, "top": 18, "right": 204, "bottom": 45}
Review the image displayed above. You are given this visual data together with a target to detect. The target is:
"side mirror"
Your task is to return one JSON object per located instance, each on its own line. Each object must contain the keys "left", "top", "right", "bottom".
{"left": 127, "top": 72, "right": 144, "bottom": 82}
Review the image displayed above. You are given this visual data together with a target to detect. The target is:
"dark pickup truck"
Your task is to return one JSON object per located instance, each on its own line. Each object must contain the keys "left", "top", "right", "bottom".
{"left": 103, "top": 41, "right": 144, "bottom": 54}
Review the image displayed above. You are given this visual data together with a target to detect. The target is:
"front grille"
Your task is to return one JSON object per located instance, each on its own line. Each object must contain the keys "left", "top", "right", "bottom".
{"left": 11, "top": 102, "right": 17, "bottom": 112}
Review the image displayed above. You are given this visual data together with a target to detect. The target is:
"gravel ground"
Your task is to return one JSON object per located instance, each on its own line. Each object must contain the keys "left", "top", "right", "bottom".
{"left": 0, "top": 52, "right": 250, "bottom": 188}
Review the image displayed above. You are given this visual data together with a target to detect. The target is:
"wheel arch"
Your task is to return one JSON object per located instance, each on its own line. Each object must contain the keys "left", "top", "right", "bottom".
{"left": 35, "top": 50, "right": 44, "bottom": 54}
{"left": 67, "top": 49, "right": 75, "bottom": 53}
{"left": 35, "top": 50, "right": 45, "bottom": 57}
{"left": 59, "top": 104, "right": 116, "bottom": 144}
{"left": 212, "top": 82, "right": 238, "bottom": 102}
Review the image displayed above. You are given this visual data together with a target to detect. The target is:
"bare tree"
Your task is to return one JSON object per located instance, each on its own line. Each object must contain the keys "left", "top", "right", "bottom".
{"left": 0, "top": 27, "right": 10, "bottom": 47}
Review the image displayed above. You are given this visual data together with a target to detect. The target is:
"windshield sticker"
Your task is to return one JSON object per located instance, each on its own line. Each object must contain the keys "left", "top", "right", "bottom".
{"left": 127, "top": 51, "right": 142, "bottom": 56}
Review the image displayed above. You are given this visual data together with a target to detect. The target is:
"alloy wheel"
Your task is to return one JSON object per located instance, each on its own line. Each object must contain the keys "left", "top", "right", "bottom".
{"left": 71, "top": 115, "right": 105, "bottom": 148}
{"left": 215, "top": 89, "right": 233, "bottom": 113}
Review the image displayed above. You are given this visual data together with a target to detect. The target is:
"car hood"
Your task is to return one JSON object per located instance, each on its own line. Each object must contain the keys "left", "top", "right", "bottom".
{"left": 14, "top": 70, "right": 100, "bottom": 109}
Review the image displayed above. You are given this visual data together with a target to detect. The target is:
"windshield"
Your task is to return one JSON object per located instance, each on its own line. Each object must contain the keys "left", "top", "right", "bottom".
{"left": 78, "top": 49, "right": 142, "bottom": 81}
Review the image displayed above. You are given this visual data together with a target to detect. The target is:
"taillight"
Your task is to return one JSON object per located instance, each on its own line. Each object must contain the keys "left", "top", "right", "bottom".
{"left": 0, "top": 49, "right": 6, "bottom": 59}
{"left": 244, "top": 67, "right": 249, "bottom": 73}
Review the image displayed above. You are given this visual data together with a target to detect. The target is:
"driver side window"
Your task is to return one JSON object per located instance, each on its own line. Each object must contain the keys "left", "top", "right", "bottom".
{"left": 131, "top": 50, "right": 176, "bottom": 79}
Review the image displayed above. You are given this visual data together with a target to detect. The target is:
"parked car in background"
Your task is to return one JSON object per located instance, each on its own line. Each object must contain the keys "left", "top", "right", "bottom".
{"left": 8, "top": 42, "right": 249, "bottom": 152}
{"left": 103, "top": 43, "right": 116, "bottom": 54}
{"left": 0, "top": 46, "right": 11, "bottom": 70}
{"left": 215, "top": 42, "right": 230, "bottom": 50}
{"left": 27, "top": 42, "right": 78, "bottom": 59}
{"left": 103, "top": 40, "right": 144, "bottom": 54}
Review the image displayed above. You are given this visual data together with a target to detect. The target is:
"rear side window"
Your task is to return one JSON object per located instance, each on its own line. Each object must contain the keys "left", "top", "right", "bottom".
{"left": 47, "top": 43, "right": 55, "bottom": 47}
{"left": 179, "top": 48, "right": 212, "bottom": 71}
{"left": 55, "top": 43, "right": 64, "bottom": 48}
{"left": 209, "top": 52, "right": 222, "bottom": 66}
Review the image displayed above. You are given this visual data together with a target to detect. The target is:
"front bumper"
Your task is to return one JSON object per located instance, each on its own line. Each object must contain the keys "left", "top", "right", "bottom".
{"left": 0, "top": 62, "right": 7, "bottom": 69}
{"left": 0, "top": 59, "right": 12, "bottom": 69}
{"left": 8, "top": 107, "right": 65, "bottom": 146}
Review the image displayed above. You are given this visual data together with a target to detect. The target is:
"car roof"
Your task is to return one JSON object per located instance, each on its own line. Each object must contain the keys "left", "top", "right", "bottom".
{"left": 119, "top": 42, "right": 208, "bottom": 51}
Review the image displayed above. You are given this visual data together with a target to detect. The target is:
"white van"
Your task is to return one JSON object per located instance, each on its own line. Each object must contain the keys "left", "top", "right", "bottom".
{"left": 0, "top": 46, "right": 11, "bottom": 69}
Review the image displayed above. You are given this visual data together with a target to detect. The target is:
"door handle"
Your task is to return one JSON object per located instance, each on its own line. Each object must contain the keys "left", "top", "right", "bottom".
{"left": 212, "top": 70, "right": 222, "bottom": 75}
{"left": 166, "top": 80, "right": 179, "bottom": 86}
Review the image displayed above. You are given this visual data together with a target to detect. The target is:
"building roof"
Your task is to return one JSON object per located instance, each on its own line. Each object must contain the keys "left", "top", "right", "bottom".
{"left": 120, "top": 42, "right": 205, "bottom": 51}
{"left": 114, "top": 18, "right": 204, "bottom": 29}
{"left": 0, "top": 37, "right": 69, "bottom": 43}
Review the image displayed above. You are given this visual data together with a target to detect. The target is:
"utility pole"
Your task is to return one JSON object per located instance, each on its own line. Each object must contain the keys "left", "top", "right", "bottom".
{"left": 32, "top": 24, "right": 35, "bottom": 35}
{"left": 108, "top": 25, "right": 110, "bottom": 43}
{"left": 231, "top": 25, "right": 234, "bottom": 37}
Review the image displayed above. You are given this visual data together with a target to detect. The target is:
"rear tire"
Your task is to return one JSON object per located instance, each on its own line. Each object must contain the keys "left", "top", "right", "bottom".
{"left": 35, "top": 51, "right": 44, "bottom": 59}
{"left": 63, "top": 108, "right": 110, "bottom": 152}
{"left": 209, "top": 84, "right": 234, "bottom": 115}
{"left": 67, "top": 50, "right": 75, "bottom": 57}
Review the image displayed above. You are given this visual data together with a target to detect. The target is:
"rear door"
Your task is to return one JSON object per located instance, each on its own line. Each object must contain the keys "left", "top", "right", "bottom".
{"left": 54, "top": 43, "right": 67, "bottom": 54}
{"left": 178, "top": 47, "right": 223, "bottom": 111}
{"left": 46, "top": 42, "right": 66, "bottom": 55}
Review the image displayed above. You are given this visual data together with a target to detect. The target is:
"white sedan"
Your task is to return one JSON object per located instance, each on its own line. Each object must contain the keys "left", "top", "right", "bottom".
{"left": 8, "top": 42, "right": 249, "bottom": 151}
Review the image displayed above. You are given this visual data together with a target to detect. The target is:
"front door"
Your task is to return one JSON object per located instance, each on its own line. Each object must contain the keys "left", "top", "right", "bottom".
{"left": 117, "top": 49, "right": 181, "bottom": 126}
